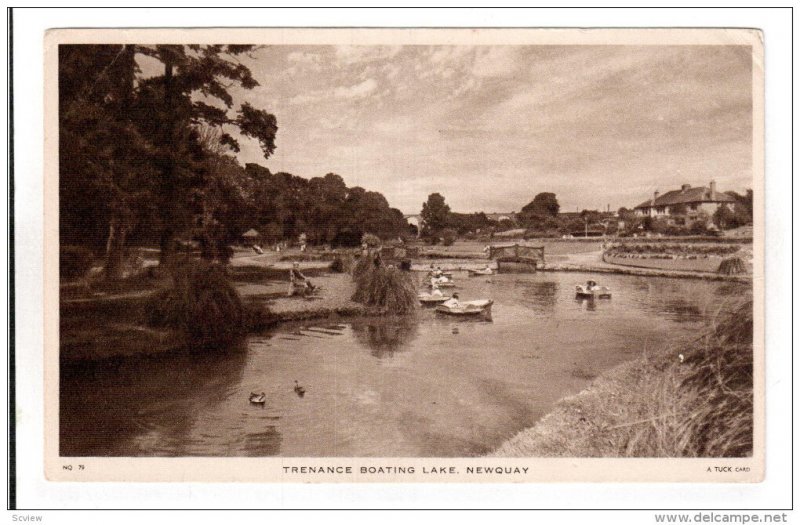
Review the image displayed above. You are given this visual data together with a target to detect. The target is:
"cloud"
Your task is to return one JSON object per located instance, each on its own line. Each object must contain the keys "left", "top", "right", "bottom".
{"left": 334, "top": 45, "right": 402, "bottom": 65}
{"left": 242, "top": 45, "right": 753, "bottom": 213}
{"left": 288, "top": 78, "right": 378, "bottom": 106}
{"left": 287, "top": 51, "right": 322, "bottom": 65}
{"left": 334, "top": 78, "right": 378, "bottom": 99}
{"left": 472, "top": 47, "right": 519, "bottom": 77}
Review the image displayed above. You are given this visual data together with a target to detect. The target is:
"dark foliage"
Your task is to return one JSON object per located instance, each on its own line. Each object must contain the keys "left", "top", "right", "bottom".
{"left": 147, "top": 259, "right": 244, "bottom": 347}
{"left": 60, "top": 245, "right": 96, "bottom": 279}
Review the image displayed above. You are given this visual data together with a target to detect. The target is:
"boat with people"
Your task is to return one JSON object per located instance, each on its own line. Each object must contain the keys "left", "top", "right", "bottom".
{"left": 434, "top": 293, "right": 493, "bottom": 319}
{"left": 427, "top": 265, "right": 453, "bottom": 279}
{"left": 419, "top": 284, "right": 451, "bottom": 305}
{"left": 418, "top": 293, "right": 451, "bottom": 305}
{"left": 575, "top": 280, "right": 612, "bottom": 299}
{"left": 467, "top": 266, "right": 494, "bottom": 276}
{"left": 429, "top": 274, "right": 456, "bottom": 288}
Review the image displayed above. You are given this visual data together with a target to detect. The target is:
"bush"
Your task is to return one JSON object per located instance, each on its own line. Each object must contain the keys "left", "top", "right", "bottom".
{"left": 440, "top": 228, "right": 457, "bottom": 246}
{"left": 60, "top": 245, "right": 96, "bottom": 279}
{"left": 147, "top": 258, "right": 244, "bottom": 347}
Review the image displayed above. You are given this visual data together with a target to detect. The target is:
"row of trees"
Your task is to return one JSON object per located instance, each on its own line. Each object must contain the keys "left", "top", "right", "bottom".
{"left": 418, "top": 192, "right": 563, "bottom": 242}
{"left": 236, "top": 165, "right": 408, "bottom": 247}
{"left": 418, "top": 188, "right": 753, "bottom": 241}
{"left": 60, "top": 44, "right": 407, "bottom": 280}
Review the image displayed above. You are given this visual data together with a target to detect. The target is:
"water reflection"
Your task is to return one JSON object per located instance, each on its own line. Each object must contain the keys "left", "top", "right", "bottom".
{"left": 60, "top": 272, "right": 750, "bottom": 457}
{"left": 351, "top": 316, "right": 419, "bottom": 359}
{"left": 517, "top": 280, "right": 559, "bottom": 311}
{"left": 60, "top": 340, "right": 262, "bottom": 456}
{"left": 575, "top": 297, "right": 598, "bottom": 311}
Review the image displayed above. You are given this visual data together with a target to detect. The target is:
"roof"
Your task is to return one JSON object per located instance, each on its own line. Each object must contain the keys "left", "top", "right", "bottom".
{"left": 241, "top": 228, "right": 260, "bottom": 237}
{"left": 634, "top": 186, "right": 735, "bottom": 209}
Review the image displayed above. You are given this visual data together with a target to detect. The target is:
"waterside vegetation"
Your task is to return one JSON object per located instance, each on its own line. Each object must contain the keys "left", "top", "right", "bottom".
{"left": 492, "top": 298, "right": 753, "bottom": 458}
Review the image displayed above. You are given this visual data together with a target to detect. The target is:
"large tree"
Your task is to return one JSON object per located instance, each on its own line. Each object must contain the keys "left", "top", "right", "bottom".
{"left": 420, "top": 193, "right": 451, "bottom": 236}
{"left": 59, "top": 44, "right": 154, "bottom": 280}
{"left": 522, "top": 192, "right": 560, "bottom": 217}
{"left": 518, "top": 192, "right": 560, "bottom": 229}
{"left": 59, "top": 44, "right": 279, "bottom": 279}
{"left": 133, "top": 44, "right": 278, "bottom": 265}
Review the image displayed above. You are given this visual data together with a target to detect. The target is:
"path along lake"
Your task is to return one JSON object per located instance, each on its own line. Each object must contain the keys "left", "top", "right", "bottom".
{"left": 60, "top": 271, "right": 749, "bottom": 457}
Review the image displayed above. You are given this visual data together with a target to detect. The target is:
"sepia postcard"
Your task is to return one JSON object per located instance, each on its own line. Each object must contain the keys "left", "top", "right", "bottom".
{"left": 43, "top": 27, "right": 764, "bottom": 483}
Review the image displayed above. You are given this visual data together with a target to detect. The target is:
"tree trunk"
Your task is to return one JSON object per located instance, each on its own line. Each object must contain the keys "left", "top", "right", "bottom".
{"left": 159, "top": 227, "right": 175, "bottom": 266}
{"left": 158, "top": 56, "right": 177, "bottom": 268}
{"left": 104, "top": 217, "right": 128, "bottom": 281}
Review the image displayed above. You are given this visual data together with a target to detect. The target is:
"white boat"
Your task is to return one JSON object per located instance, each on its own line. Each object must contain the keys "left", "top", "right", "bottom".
{"left": 575, "top": 284, "right": 612, "bottom": 299}
{"left": 418, "top": 292, "right": 451, "bottom": 305}
{"left": 429, "top": 276, "right": 456, "bottom": 288}
{"left": 435, "top": 299, "right": 493, "bottom": 317}
{"left": 467, "top": 268, "right": 494, "bottom": 276}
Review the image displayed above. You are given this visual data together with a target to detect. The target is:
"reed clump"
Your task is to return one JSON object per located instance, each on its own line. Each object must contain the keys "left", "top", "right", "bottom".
{"left": 351, "top": 254, "right": 417, "bottom": 314}
{"left": 147, "top": 258, "right": 244, "bottom": 347}
{"left": 717, "top": 256, "right": 748, "bottom": 275}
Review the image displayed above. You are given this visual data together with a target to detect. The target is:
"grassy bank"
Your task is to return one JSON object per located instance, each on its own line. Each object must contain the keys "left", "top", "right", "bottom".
{"left": 492, "top": 298, "right": 753, "bottom": 458}
{"left": 60, "top": 267, "right": 367, "bottom": 361}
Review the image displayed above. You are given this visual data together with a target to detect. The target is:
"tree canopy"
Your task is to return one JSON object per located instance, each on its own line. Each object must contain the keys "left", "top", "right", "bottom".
{"left": 420, "top": 193, "right": 451, "bottom": 235}
{"left": 521, "top": 192, "right": 560, "bottom": 218}
{"left": 59, "top": 44, "right": 407, "bottom": 279}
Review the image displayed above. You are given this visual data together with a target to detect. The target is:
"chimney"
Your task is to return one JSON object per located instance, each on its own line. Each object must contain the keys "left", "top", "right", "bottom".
{"left": 653, "top": 190, "right": 660, "bottom": 204}
{"left": 681, "top": 184, "right": 691, "bottom": 192}
{"left": 709, "top": 180, "right": 717, "bottom": 200}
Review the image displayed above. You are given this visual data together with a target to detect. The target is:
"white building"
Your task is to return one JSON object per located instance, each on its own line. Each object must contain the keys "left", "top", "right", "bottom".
{"left": 633, "top": 181, "right": 736, "bottom": 226}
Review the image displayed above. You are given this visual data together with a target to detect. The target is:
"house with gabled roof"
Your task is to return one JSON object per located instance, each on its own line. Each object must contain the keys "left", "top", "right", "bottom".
{"left": 634, "top": 181, "right": 736, "bottom": 225}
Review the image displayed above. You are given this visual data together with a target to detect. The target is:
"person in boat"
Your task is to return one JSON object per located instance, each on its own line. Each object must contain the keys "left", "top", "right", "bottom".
{"left": 430, "top": 284, "right": 444, "bottom": 297}
{"left": 442, "top": 292, "right": 460, "bottom": 308}
{"left": 586, "top": 280, "right": 598, "bottom": 291}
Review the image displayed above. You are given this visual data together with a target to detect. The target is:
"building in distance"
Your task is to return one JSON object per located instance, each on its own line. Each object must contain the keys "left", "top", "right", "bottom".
{"left": 633, "top": 181, "right": 735, "bottom": 226}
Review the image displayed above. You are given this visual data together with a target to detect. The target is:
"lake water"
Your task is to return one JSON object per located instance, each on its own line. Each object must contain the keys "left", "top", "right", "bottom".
{"left": 60, "top": 271, "right": 748, "bottom": 457}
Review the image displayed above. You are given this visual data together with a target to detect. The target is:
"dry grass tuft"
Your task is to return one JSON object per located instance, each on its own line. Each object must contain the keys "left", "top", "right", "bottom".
{"left": 147, "top": 258, "right": 244, "bottom": 347}
{"left": 717, "top": 256, "right": 748, "bottom": 275}
{"left": 351, "top": 256, "right": 417, "bottom": 314}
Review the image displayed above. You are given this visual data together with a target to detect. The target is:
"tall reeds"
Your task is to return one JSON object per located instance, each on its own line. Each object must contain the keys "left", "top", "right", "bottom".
{"left": 616, "top": 298, "right": 753, "bottom": 457}
{"left": 351, "top": 254, "right": 416, "bottom": 314}
{"left": 717, "top": 257, "right": 748, "bottom": 275}
{"left": 147, "top": 258, "right": 244, "bottom": 347}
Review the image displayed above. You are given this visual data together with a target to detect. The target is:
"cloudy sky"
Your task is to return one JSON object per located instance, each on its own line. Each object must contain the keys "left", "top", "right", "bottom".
{"left": 193, "top": 44, "right": 754, "bottom": 215}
